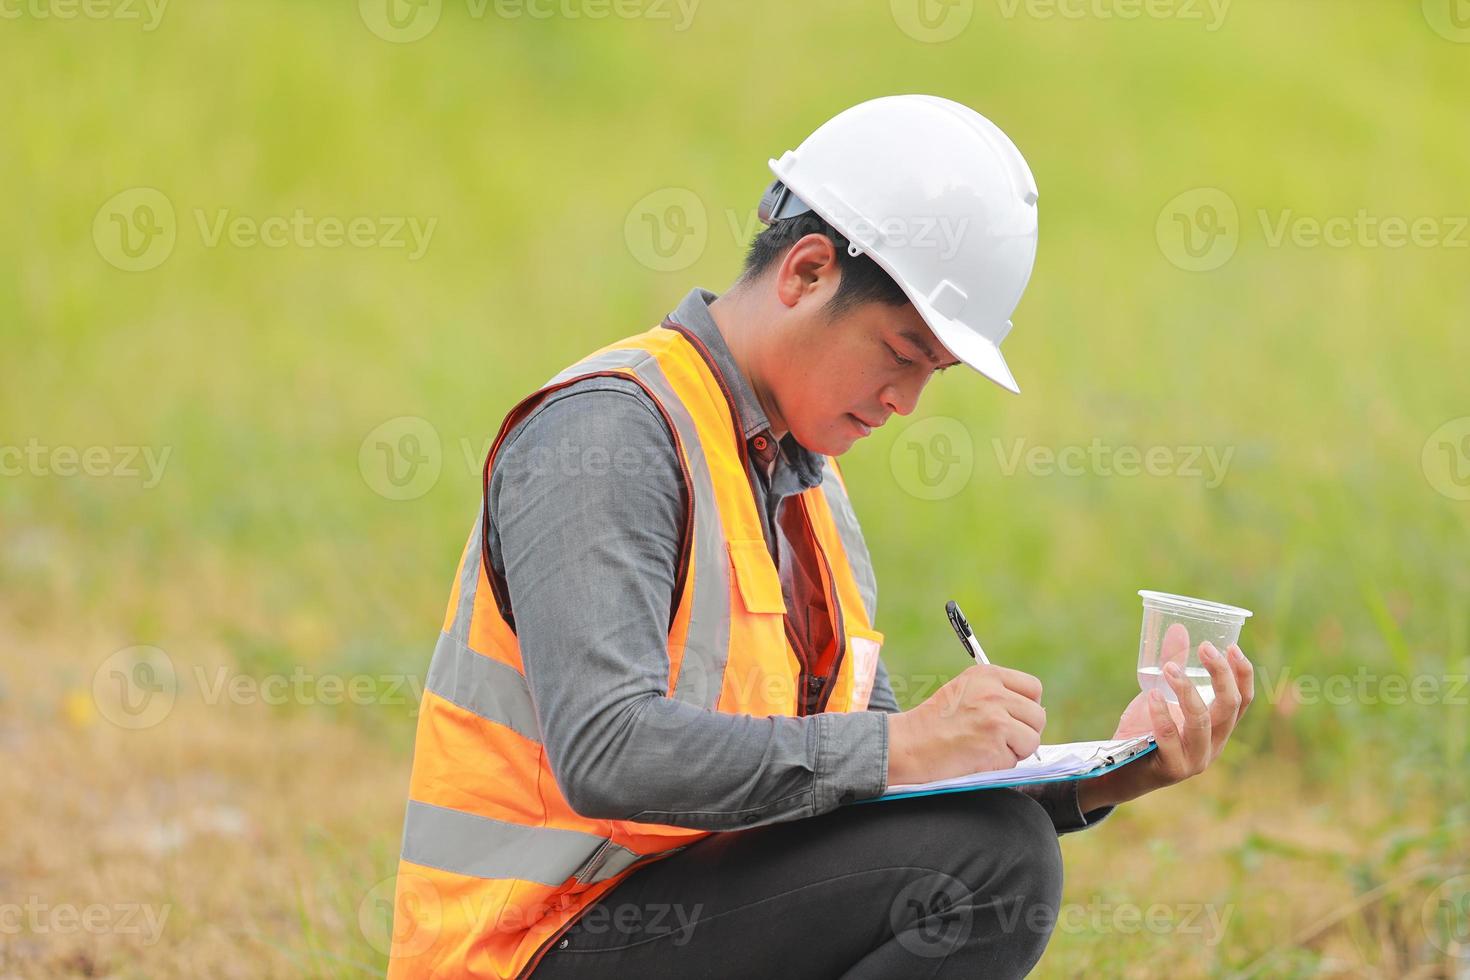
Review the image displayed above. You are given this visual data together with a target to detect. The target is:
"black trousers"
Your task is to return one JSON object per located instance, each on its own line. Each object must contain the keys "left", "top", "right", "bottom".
{"left": 530, "top": 788, "right": 1064, "bottom": 979}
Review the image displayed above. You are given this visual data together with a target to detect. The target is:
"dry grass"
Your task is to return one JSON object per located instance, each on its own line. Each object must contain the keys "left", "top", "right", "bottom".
{"left": 4, "top": 564, "right": 1463, "bottom": 978}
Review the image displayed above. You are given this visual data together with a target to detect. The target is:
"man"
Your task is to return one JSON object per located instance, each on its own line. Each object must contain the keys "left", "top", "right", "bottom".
{"left": 389, "top": 95, "right": 1254, "bottom": 979}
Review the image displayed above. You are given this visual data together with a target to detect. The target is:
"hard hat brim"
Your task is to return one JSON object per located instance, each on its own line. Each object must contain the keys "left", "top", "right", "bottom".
{"left": 853, "top": 240, "right": 1025, "bottom": 395}
{"left": 922, "top": 311, "right": 1022, "bottom": 395}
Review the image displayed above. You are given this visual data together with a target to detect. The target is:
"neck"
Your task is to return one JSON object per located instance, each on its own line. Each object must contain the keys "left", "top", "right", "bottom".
{"left": 708, "top": 285, "right": 789, "bottom": 441}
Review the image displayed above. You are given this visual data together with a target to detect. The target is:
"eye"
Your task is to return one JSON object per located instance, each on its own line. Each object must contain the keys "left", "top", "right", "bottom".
{"left": 886, "top": 344, "right": 914, "bottom": 368}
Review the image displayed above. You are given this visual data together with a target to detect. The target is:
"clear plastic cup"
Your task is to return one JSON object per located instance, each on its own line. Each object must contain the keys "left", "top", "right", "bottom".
{"left": 1136, "top": 591, "right": 1253, "bottom": 705}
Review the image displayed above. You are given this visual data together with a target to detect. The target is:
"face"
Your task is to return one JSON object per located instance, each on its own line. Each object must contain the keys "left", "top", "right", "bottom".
{"left": 770, "top": 292, "right": 961, "bottom": 457}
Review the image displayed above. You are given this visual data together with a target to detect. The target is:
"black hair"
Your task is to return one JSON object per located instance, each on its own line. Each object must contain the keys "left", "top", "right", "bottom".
{"left": 736, "top": 212, "right": 911, "bottom": 319}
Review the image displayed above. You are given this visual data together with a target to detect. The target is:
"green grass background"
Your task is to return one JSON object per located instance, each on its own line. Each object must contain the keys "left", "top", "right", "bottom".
{"left": 3, "top": 0, "right": 1468, "bottom": 975}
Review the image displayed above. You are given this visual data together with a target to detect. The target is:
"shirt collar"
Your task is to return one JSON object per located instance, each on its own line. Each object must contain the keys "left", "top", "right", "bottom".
{"left": 668, "top": 287, "right": 826, "bottom": 493}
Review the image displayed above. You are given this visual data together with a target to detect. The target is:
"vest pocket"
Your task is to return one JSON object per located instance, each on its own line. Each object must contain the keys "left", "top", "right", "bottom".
{"left": 845, "top": 626, "right": 885, "bottom": 712}
{"left": 727, "top": 539, "right": 786, "bottom": 614}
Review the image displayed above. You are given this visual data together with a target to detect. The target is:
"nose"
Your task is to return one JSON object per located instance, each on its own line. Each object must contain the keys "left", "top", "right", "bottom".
{"left": 879, "top": 374, "right": 929, "bottom": 419}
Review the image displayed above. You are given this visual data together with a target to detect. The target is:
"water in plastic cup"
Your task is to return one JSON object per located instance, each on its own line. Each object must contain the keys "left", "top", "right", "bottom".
{"left": 1136, "top": 591, "right": 1253, "bottom": 706}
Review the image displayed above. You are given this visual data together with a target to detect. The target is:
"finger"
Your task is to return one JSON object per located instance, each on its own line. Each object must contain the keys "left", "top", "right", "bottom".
{"left": 1002, "top": 689, "right": 1047, "bottom": 735}
{"left": 1166, "top": 660, "right": 1212, "bottom": 774}
{"left": 1147, "top": 690, "right": 1187, "bottom": 781}
{"left": 1004, "top": 718, "right": 1042, "bottom": 762}
{"left": 1160, "top": 622, "right": 1191, "bottom": 667}
{"left": 1228, "top": 644, "right": 1254, "bottom": 724}
{"left": 1199, "top": 643, "right": 1241, "bottom": 764}
{"left": 1200, "top": 642, "right": 1241, "bottom": 744}
{"left": 994, "top": 666, "right": 1043, "bottom": 703}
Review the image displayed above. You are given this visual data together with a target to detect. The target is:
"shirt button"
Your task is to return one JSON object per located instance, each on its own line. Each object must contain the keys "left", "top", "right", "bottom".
{"left": 752, "top": 435, "right": 768, "bottom": 452}
{"left": 557, "top": 938, "right": 570, "bottom": 950}
{"left": 742, "top": 813, "right": 758, "bottom": 824}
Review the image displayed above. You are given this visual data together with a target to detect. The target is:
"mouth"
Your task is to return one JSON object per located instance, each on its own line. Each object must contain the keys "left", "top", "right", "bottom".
{"left": 847, "top": 413, "right": 874, "bottom": 437}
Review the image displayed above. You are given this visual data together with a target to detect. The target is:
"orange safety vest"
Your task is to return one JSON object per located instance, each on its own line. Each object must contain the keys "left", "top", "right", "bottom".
{"left": 388, "top": 322, "right": 885, "bottom": 979}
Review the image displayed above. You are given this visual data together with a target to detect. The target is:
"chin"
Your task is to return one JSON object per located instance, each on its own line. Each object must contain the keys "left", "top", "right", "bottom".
{"left": 792, "top": 422, "right": 856, "bottom": 457}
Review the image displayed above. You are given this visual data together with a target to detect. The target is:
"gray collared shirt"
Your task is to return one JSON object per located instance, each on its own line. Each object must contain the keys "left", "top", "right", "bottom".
{"left": 482, "top": 287, "right": 1112, "bottom": 833}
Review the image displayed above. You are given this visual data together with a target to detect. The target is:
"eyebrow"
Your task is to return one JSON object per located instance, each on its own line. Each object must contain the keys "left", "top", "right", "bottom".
{"left": 898, "top": 327, "right": 962, "bottom": 369}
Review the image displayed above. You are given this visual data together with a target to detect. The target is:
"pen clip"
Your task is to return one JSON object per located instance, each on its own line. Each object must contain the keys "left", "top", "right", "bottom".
{"left": 945, "top": 600, "right": 971, "bottom": 639}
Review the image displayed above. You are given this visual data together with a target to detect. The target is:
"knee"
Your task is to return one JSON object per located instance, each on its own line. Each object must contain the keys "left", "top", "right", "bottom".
{"left": 988, "top": 791, "right": 1064, "bottom": 953}
{"left": 993, "top": 790, "right": 1063, "bottom": 901}
{"left": 886, "top": 789, "right": 1064, "bottom": 911}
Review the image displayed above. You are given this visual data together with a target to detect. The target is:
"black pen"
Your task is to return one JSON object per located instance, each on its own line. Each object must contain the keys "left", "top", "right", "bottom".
{"left": 945, "top": 600, "right": 992, "bottom": 665}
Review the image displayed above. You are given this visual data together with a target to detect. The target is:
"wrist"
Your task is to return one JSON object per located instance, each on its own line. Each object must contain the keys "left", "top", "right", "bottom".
{"left": 1078, "top": 769, "right": 1130, "bottom": 812}
{"left": 885, "top": 711, "right": 921, "bottom": 786}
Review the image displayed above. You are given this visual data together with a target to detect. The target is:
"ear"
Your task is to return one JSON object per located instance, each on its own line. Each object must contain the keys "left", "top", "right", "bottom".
{"left": 774, "top": 234, "right": 840, "bottom": 310}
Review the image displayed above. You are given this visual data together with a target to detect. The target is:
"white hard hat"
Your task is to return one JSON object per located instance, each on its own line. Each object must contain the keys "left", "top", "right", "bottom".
{"left": 758, "top": 95, "right": 1039, "bottom": 394}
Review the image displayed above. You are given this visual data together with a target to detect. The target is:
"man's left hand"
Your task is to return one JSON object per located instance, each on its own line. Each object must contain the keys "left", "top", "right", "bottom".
{"left": 1078, "top": 626, "right": 1255, "bottom": 813}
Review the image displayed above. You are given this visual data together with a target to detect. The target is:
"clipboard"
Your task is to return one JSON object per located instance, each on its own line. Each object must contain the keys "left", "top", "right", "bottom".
{"left": 860, "top": 735, "right": 1157, "bottom": 804}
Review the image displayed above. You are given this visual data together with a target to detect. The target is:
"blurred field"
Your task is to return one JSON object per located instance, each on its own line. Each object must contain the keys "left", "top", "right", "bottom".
{"left": 2, "top": 0, "right": 1468, "bottom": 976}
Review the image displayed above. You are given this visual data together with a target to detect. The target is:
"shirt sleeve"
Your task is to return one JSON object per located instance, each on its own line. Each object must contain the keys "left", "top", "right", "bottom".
{"left": 489, "top": 379, "right": 889, "bottom": 832}
{"left": 865, "top": 656, "right": 901, "bottom": 713}
{"left": 1018, "top": 781, "right": 1116, "bottom": 834}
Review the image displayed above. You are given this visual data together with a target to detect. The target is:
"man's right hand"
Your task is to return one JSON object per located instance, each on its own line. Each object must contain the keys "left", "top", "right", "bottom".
{"left": 885, "top": 665, "right": 1046, "bottom": 786}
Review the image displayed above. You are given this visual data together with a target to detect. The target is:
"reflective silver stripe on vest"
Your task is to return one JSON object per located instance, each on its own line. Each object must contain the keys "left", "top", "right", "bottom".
{"left": 451, "top": 512, "right": 483, "bottom": 644}
{"left": 548, "top": 345, "right": 731, "bottom": 709}
{"left": 427, "top": 632, "right": 541, "bottom": 743}
{"left": 819, "top": 460, "right": 878, "bottom": 624}
{"left": 401, "top": 800, "right": 672, "bottom": 885}
{"left": 423, "top": 512, "right": 543, "bottom": 742}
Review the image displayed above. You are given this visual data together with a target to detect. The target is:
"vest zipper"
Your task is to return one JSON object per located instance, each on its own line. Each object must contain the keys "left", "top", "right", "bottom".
{"left": 517, "top": 915, "right": 580, "bottom": 980}
{"left": 796, "top": 494, "right": 846, "bottom": 715}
